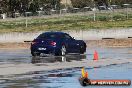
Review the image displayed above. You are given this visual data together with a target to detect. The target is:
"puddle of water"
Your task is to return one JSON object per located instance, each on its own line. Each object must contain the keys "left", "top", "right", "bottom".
{"left": 31, "top": 55, "right": 86, "bottom": 64}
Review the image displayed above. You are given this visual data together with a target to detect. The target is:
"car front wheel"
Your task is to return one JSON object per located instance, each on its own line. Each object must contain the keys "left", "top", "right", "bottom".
{"left": 80, "top": 45, "right": 86, "bottom": 54}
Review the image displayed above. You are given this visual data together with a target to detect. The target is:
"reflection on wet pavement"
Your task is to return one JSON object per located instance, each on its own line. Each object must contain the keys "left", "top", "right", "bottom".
{"left": 0, "top": 47, "right": 132, "bottom": 64}
{"left": 31, "top": 55, "right": 86, "bottom": 64}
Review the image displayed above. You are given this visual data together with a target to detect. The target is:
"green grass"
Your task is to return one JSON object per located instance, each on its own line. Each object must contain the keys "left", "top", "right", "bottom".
{"left": 0, "top": 13, "right": 132, "bottom": 33}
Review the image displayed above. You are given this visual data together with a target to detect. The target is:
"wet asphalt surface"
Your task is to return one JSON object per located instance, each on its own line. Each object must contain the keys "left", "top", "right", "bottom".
{"left": 0, "top": 47, "right": 132, "bottom": 88}
{"left": 0, "top": 47, "right": 132, "bottom": 64}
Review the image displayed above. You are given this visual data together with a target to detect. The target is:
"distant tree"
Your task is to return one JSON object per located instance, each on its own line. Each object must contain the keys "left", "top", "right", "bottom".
{"left": 0, "top": 0, "right": 131, "bottom": 17}
{"left": 109, "top": 0, "right": 132, "bottom": 5}
{"left": 38, "top": 0, "right": 61, "bottom": 10}
{"left": 95, "top": 0, "right": 108, "bottom": 6}
{"left": 0, "top": 0, "right": 8, "bottom": 14}
{"left": 19, "top": 0, "right": 29, "bottom": 13}
{"left": 28, "top": 0, "right": 39, "bottom": 13}
{"left": 71, "top": 0, "right": 93, "bottom": 8}
{"left": 71, "top": 0, "right": 132, "bottom": 8}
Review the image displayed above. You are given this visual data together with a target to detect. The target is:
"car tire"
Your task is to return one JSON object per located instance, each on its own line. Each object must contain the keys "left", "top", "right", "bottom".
{"left": 80, "top": 43, "right": 86, "bottom": 54}
{"left": 80, "top": 47, "right": 85, "bottom": 54}
{"left": 61, "top": 45, "right": 66, "bottom": 56}
{"left": 31, "top": 52, "right": 40, "bottom": 56}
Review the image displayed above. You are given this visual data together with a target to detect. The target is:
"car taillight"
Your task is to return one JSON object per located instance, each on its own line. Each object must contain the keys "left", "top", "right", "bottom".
{"left": 50, "top": 41, "right": 56, "bottom": 46}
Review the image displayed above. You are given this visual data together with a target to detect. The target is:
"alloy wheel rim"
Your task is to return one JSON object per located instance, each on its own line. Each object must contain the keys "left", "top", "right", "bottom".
{"left": 61, "top": 46, "right": 66, "bottom": 55}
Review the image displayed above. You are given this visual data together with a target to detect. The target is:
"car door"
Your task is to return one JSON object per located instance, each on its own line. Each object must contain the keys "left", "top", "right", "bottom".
{"left": 62, "top": 34, "right": 80, "bottom": 53}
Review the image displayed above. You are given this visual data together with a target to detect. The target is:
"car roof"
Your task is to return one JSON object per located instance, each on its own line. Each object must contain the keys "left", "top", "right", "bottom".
{"left": 42, "top": 32, "right": 67, "bottom": 35}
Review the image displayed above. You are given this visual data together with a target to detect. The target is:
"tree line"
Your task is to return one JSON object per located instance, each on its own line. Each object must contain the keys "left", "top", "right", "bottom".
{"left": 0, "top": 0, "right": 131, "bottom": 17}
{"left": 0, "top": 0, "right": 61, "bottom": 17}
{"left": 71, "top": 0, "right": 132, "bottom": 8}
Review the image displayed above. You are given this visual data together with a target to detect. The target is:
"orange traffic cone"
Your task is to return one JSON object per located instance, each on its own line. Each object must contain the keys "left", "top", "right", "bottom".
{"left": 93, "top": 50, "right": 99, "bottom": 61}
{"left": 84, "top": 71, "right": 88, "bottom": 78}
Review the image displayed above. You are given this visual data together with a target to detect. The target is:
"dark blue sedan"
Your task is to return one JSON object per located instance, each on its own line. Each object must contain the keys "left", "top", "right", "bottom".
{"left": 31, "top": 32, "right": 86, "bottom": 56}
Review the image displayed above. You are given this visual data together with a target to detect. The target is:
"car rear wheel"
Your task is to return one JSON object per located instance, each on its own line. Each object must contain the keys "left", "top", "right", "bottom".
{"left": 61, "top": 45, "right": 66, "bottom": 56}
{"left": 31, "top": 52, "right": 40, "bottom": 56}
